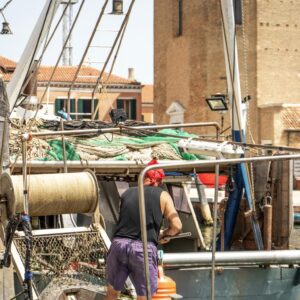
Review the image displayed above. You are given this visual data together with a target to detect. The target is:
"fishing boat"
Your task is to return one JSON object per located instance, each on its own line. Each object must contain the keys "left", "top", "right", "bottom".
{"left": 1, "top": 1, "right": 300, "bottom": 300}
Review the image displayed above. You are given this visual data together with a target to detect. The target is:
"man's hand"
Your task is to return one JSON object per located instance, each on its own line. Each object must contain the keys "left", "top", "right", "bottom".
{"left": 158, "top": 236, "right": 170, "bottom": 244}
{"left": 158, "top": 229, "right": 171, "bottom": 244}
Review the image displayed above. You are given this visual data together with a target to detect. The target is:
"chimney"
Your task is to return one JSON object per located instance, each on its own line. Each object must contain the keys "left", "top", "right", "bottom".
{"left": 128, "top": 68, "right": 135, "bottom": 81}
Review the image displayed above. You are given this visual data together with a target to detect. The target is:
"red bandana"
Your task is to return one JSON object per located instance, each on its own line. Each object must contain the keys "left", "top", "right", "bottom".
{"left": 146, "top": 159, "right": 165, "bottom": 185}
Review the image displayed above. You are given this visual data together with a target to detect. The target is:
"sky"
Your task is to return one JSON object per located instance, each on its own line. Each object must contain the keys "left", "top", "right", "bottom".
{"left": 0, "top": 0, "right": 154, "bottom": 84}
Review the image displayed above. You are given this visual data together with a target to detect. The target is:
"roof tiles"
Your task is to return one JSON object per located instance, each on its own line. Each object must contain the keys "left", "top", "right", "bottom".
{"left": 0, "top": 56, "right": 139, "bottom": 86}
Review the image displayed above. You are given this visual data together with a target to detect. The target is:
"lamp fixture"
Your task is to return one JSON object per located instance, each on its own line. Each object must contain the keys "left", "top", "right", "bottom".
{"left": 0, "top": 6, "right": 13, "bottom": 35}
{"left": 111, "top": 0, "right": 123, "bottom": 15}
{"left": 205, "top": 94, "right": 228, "bottom": 111}
{"left": 1, "top": 21, "right": 12, "bottom": 34}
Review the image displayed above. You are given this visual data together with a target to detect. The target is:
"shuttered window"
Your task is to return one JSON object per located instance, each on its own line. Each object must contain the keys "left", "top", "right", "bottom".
{"left": 116, "top": 98, "right": 137, "bottom": 120}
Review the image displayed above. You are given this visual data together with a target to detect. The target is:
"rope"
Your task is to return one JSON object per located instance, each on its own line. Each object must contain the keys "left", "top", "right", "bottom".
{"left": 0, "top": 0, "right": 13, "bottom": 12}
{"left": 91, "top": 0, "right": 135, "bottom": 101}
{"left": 65, "top": 0, "right": 109, "bottom": 114}
{"left": 91, "top": 3, "right": 133, "bottom": 119}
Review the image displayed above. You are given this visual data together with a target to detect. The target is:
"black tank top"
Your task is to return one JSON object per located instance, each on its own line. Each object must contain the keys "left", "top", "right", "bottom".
{"left": 114, "top": 186, "right": 163, "bottom": 245}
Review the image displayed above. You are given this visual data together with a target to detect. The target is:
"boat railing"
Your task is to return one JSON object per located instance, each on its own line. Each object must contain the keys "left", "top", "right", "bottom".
{"left": 138, "top": 154, "right": 300, "bottom": 299}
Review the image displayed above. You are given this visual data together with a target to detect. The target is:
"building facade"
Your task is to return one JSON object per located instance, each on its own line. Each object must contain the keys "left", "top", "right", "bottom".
{"left": 154, "top": 0, "right": 300, "bottom": 145}
{"left": 141, "top": 84, "right": 154, "bottom": 123}
{"left": 0, "top": 56, "right": 144, "bottom": 122}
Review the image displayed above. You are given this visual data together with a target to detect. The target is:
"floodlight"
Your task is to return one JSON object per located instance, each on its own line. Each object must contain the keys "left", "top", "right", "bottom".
{"left": 206, "top": 95, "right": 228, "bottom": 111}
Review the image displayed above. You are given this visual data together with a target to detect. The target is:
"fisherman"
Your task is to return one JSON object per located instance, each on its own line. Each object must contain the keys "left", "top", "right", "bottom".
{"left": 105, "top": 159, "right": 182, "bottom": 300}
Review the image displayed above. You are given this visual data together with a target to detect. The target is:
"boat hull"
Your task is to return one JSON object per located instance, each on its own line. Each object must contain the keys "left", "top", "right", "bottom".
{"left": 166, "top": 266, "right": 300, "bottom": 299}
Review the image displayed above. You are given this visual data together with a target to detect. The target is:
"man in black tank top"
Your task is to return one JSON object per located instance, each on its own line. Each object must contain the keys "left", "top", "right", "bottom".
{"left": 105, "top": 159, "right": 182, "bottom": 300}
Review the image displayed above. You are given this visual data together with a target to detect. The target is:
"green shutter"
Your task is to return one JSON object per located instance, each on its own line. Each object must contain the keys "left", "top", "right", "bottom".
{"left": 70, "top": 99, "right": 75, "bottom": 113}
{"left": 117, "top": 99, "right": 124, "bottom": 109}
{"left": 55, "top": 99, "right": 63, "bottom": 114}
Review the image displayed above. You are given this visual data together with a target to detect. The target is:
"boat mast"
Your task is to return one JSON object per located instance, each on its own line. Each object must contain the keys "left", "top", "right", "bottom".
{"left": 220, "top": 0, "right": 264, "bottom": 250}
{"left": 6, "top": 0, "right": 61, "bottom": 112}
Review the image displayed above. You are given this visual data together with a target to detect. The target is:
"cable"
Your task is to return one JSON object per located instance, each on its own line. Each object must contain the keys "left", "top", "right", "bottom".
{"left": 65, "top": 0, "right": 109, "bottom": 116}
{"left": 91, "top": 1, "right": 134, "bottom": 119}
{"left": 0, "top": 0, "right": 13, "bottom": 12}
{"left": 26, "top": 0, "right": 86, "bottom": 132}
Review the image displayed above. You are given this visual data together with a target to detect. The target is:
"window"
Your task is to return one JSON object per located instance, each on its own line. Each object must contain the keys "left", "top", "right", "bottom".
{"left": 55, "top": 98, "right": 75, "bottom": 116}
{"left": 77, "top": 98, "right": 99, "bottom": 120}
{"left": 178, "top": 0, "right": 183, "bottom": 36}
{"left": 234, "top": 0, "right": 242, "bottom": 25}
{"left": 173, "top": 0, "right": 183, "bottom": 37}
{"left": 55, "top": 98, "right": 99, "bottom": 120}
{"left": 117, "top": 98, "right": 137, "bottom": 120}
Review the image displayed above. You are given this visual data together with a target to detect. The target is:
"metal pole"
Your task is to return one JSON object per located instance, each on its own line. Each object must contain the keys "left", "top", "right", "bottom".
{"left": 21, "top": 139, "right": 29, "bottom": 214}
{"left": 162, "top": 250, "right": 300, "bottom": 266}
{"left": 137, "top": 172, "right": 151, "bottom": 299}
{"left": 0, "top": 118, "right": 7, "bottom": 174}
{"left": 211, "top": 163, "right": 219, "bottom": 300}
{"left": 12, "top": 154, "right": 300, "bottom": 172}
{"left": 182, "top": 184, "right": 206, "bottom": 249}
{"left": 23, "top": 122, "right": 220, "bottom": 139}
{"left": 60, "top": 119, "right": 68, "bottom": 173}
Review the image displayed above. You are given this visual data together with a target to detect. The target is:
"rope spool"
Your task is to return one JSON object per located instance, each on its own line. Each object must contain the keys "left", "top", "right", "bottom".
{"left": 0, "top": 171, "right": 99, "bottom": 217}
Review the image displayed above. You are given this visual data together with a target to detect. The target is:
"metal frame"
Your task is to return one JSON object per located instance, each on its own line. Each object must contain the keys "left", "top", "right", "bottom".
{"left": 137, "top": 154, "right": 300, "bottom": 300}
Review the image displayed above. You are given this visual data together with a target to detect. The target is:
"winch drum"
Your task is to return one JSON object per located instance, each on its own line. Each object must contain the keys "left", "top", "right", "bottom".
{"left": 0, "top": 171, "right": 99, "bottom": 217}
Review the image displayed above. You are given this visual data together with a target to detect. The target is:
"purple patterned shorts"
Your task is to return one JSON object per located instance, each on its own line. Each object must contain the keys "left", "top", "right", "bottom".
{"left": 106, "top": 238, "right": 158, "bottom": 296}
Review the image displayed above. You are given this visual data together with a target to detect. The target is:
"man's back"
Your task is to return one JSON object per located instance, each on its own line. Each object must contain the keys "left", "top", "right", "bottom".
{"left": 114, "top": 186, "right": 163, "bottom": 245}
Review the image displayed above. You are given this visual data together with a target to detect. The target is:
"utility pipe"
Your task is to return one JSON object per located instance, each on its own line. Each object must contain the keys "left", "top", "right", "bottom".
{"left": 163, "top": 250, "right": 300, "bottom": 266}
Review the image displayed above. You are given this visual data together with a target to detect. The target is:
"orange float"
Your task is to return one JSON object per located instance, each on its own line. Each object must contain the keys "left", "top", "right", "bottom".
{"left": 152, "top": 265, "right": 177, "bottom": 300}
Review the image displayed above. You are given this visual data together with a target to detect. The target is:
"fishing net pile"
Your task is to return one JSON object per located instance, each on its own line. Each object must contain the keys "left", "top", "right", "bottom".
{"left": 9, "top": 119, "right": 206, "bottom": 162}
{"left": 14, "top": 228, "right": 108, "bottom": 298}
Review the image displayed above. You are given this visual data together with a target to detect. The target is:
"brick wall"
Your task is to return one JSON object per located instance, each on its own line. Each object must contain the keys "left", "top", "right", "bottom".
{"left": 154, "top": 0, "right": 300, "bottom": 145}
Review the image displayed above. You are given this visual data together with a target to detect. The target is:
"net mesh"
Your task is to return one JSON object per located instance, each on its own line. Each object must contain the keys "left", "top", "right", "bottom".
{"left": 14, "top": 230, "right": 107, "bottom": 297}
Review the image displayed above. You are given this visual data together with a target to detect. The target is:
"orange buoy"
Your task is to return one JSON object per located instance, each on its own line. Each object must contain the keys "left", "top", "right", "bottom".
{"left": 152, "top": 265, "right": 177, "bottom": 300}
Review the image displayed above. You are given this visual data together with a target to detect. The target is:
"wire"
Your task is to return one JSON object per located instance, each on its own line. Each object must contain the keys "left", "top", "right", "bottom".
{"left": 26, "top": 0, "right": 86, "bottom": 133}
{"left": 91, "top": 2, "right": 134, "bottom": 119}
{"left": 65, "top": 0, "right": 109, "bottom": 116}
{"left": 91, "top": 0, "right": 135, "bottom": 96}
{"left": 0, "top": 0, "right": 13, "bottom": 12}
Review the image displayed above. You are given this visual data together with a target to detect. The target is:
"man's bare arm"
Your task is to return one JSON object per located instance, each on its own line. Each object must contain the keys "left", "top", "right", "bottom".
{"left": 160, "top": 191, "right": 182, "bottom": 238}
